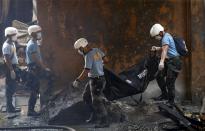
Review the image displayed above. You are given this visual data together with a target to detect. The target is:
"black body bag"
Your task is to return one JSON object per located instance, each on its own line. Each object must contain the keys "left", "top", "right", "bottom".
{"left": 103, "top": 53, "right": 159, "bottom": 101}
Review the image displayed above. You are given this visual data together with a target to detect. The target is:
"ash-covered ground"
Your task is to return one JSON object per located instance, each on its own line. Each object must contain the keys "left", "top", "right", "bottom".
{"left": 0, "top": 78, "right": 202, "bottom": 131}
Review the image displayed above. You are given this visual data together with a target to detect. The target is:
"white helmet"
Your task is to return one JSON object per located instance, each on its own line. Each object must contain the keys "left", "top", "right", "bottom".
{"left": 5, "top": 27, "right": 18, "bottom": 37}
{"left": 150, "top": 23, "right": 164, "bottom": 37}
{"left": 74, "top": 38, "right": 88, "bottom": 49}
{"left": 28, "top": 25, "right": 42, "bottom": 35}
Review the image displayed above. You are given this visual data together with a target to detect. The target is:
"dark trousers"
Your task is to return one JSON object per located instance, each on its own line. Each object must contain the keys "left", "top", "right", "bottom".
{"left": 27, "top": 64, "right": 53, "bottom": 111}
{"left": 166, "top": 70, "right": 178, "bottom": 103}
{"left": 6, "top": 67, "right": 16, "bottom": 109}
{"left": 156, "top": 57, "right": 181, "bottom": 103}
{"left": 5, "top": 65, "right": 18, "bottom": 109}
{"left": 156, "top": 68, "right": 178, "bottom": 102}
{"left": 27, "top": 64, "right": 40, "bottom": 112}
{"left": 83, "top": 77, "right": 108, "bottom": 121}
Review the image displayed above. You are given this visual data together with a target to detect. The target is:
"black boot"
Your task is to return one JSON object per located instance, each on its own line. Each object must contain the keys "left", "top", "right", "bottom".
{"left": 95, "top": 116, "right": 109, "bottom": 128}
{"left": 167, "top": 89, "right": 175, "bottom": 106}
{"left": 154, "top": 94, "right": 168, "bottom": 101}
{"left": 168, "top": 98, "right": 175, "bottom": 105}
{"left": 6, "top": 85, "right": 20, "bottom": 113}
{"left": 27, "top": 110, "right": 40, "bottom": 116}
{"left": 7, "top": 105, "right": 21, "bottom": 113}
{"left": 28, "top": 91, "right": 39, "bottom": 116}
{"left": 6, "top": 96, "right": 20, "bottom": 113}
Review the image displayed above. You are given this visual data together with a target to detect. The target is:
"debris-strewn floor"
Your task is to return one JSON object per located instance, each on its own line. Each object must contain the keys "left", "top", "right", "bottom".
{"left": 69, "top": 102, "right": 180, "bottom": 131}
{"left": 44, "top": 83, "right": 191, "bottom": 131}
{"left": 0, "top": 78, "right": 201, "bottom": 131}
{"left": 0, "top": 88, "right": 46, "bottom": 130}
{"left": 0, "top": 78, "right": 70, "bottom": 131}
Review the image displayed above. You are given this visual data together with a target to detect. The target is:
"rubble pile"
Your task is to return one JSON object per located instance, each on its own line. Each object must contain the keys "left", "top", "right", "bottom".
{"left": 42, "top": 87, "right": 132, "bottom": 125}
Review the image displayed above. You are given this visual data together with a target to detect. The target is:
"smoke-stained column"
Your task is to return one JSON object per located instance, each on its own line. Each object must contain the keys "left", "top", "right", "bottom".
{"left": 190, "top": 0, "right": 205, "bottom": 104}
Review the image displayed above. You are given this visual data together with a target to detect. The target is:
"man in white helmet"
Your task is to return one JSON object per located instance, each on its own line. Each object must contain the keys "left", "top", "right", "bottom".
{"left": 25, "top": 25, "right": 50, "bottom": 116}
{"left": 150, "top": 23, "right": 182, "bottom": 105}
{"left": 2, "top": 27, "right": 21, "bottom": 113}
{"left": 73, "top": 38, "right": 109, "bottom": 128}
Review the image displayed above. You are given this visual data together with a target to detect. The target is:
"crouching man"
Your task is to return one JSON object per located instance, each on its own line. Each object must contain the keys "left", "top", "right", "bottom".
{"left": 26, "top": 25, "right": 50, "bottom": 116}
{"left": 72, "top": 38, "right": 109, "bottom": 128}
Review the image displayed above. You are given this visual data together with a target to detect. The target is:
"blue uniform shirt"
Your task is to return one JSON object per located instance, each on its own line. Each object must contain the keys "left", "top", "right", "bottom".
{"left": 2, "top": 41, "right": 18, "bottom": 64}
{"left": 161, "top": 33, "right": 179, "bottom": 58}
{"left": 84, "top": 48, "right": 105, "bottom": 78}
{"left": 26, "top": 40, "right": 42, "bottom": 64}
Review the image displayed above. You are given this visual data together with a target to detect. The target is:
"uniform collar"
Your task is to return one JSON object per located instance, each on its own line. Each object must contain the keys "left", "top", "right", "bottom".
{"left": 85, "top": 48, "right": 93, "bottom": 55}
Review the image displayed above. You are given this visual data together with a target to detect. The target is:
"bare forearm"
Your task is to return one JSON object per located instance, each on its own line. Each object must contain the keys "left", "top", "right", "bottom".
{"left": 103, "top": 56, "right": 109, "bottom": 64}
{"left": 160, "top": 45, "right": 168, "bottom": 62}
{"left": 4, "top": 56, "right": 13, "bottom": 70}
{"left": 39, "top": 60, "right": 46, "bottom": 69}
{"left": 77, "top": 69, "right": 89, "bottom": 81}
{"left": 35, "top": 59, "right": 45, "bottom": 68}
{"left": 32, "top": 54, "right": 46, "bottom": 69}
{"left": 160, "top": 50, "right": 166, "bottom": 62}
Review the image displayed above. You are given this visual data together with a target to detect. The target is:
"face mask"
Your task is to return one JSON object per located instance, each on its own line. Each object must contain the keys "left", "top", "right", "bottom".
{"left": 36, "top": 32, "right": 42, "bottom": 40}
{"left": 11, "top": 35, "right": 17, "bottom": 42}
{"left": 37, "top": 40, "right": 42, "bottom": 46}
{"left": 78, "top": 50, "right": 84, "bottom": 55}
{"left": 155, "top": 35, "right": 162, "bottom": 41}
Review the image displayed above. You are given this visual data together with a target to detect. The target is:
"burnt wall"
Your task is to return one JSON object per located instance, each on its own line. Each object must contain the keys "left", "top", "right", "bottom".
{"left": 37, "top": 0, "right": 190, "bottom": 96}
{"left": 191, "top": 0, "right": 205, "bottom": 102}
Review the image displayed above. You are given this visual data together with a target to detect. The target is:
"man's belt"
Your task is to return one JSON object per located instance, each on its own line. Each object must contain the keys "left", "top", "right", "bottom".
{"left": 90, "top": 75, "right": 104, "bottom": 79}
{"left": 167, "top": 56, "right": 180, "bottom": 61}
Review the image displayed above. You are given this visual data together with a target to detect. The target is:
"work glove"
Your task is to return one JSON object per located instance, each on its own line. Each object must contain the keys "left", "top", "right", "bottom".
{"left": 125, "top": 79, "right": 132, "bottom": 84}
{"left": 72, "top": 80, "right": 81, "bottom": 88}
{"left": 151, "top": 46, "right": 161, "bottom": 51}
{"left": 45, "top": 68, "right": 51, "bottom": 72}
{"left": 10, "top": 70, "right": 16, "bottom": 80}
{"left": 158, "top": 61, "right": 164, "bottom": 71}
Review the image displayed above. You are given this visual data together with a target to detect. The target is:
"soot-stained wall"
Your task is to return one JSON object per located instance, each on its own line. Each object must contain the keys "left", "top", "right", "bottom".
{"left": 37, "top": 0, "right": 192, "bottom": 98}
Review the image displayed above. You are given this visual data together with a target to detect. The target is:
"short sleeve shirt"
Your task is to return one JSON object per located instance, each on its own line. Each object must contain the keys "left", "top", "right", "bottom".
{"left": 84, "top": 48, "right": 105, "bottom": 78}
{"left": 2, "top": 41, "right": 18, "bottom": 64}
{"left": 26, "top": 40, "right": 42, "bottom": 64}
{"left": 161, "top": 33, "right": 179, "bottom": 58}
